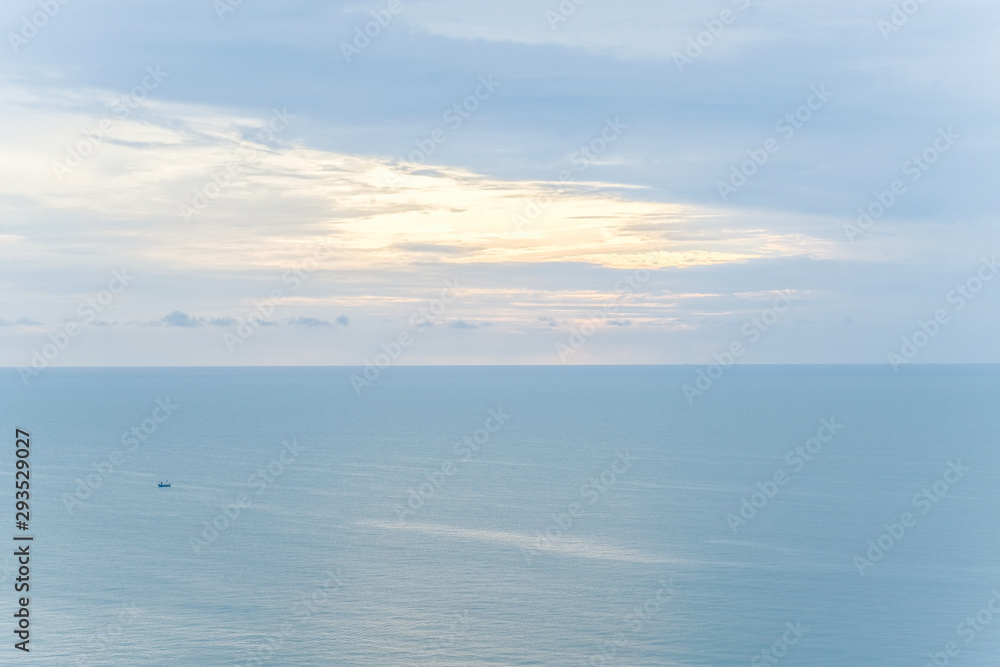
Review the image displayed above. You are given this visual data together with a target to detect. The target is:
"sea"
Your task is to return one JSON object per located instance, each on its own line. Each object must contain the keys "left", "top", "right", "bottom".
{"left": 2, "top": 365, "right": 999, "bottom": 666}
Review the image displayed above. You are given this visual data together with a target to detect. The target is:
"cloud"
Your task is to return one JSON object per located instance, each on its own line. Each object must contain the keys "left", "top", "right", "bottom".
{"left": 392, "top": 242, "right": 473, "bottom": 255}
{"left": 289, "top": 317, "right": 333, "bottom": 327}
{"left": 0, "top": 318, "right": 42, "bottom": 326}
{"left": 0, "top": 85, "right": 826, "bottom": 277}
{"left": 153, "top": 313, "right": 348, "bottom": 329}
{"left": 449, "top": 319, "right": 478, "bottom": 329}
{"left": 161, "top": 311, "right": 201, "bottom": 327}
{"left": 395, "top": 0, "right": 731, "bottom": 60}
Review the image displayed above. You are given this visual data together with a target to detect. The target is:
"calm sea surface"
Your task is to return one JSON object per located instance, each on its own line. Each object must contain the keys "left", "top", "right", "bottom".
{"left": 2, "top": 365, "right": 999, "bottom": 665}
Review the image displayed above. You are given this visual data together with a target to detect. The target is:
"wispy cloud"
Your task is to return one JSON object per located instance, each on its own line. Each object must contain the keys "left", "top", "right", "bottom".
{"left": 289, "top": 317, "right": 335, "bottom": 327}
{"left": 143, "top": 313, "right": 349, "bottom": 328}
{"left": 0, "top": 86, "right": 828, "bottom": 276}
{"left": 0, "top": 318, "right": 42, "bottom": 327}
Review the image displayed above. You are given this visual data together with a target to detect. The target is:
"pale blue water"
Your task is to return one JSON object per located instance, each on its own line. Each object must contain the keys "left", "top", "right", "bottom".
{"left": 2, "top": 366, "right": 1000, "bottom": 665}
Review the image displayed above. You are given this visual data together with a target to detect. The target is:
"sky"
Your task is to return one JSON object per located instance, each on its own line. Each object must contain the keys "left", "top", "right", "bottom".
{"left": 1, "top": 0, "right": 998, "bottom": 368}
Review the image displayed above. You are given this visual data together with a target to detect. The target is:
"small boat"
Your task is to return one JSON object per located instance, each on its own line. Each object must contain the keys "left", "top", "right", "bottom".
{"left": 158, "top": 481, "right": 171, "bottom": 488}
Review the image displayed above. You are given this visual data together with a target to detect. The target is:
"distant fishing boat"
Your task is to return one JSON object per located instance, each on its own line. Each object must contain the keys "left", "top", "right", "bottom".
{"left": 158, "top": 481, "right": 171, "bottom": 488}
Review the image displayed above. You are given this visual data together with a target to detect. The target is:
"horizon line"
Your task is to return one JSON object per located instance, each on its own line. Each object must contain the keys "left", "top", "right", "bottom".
{"left": 4, "top": 363, "right": 1000, "bottom": 370}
